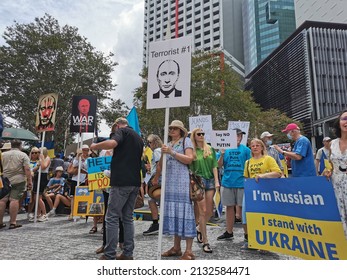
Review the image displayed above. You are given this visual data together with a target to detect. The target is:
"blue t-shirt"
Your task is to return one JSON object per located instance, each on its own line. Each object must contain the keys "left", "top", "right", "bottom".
{"left": 221, "top": 144, "right": 251, "bottom": 188}
{"left": 292, "top": 136, "right": 316, "bottom": 177}
{"left": 47, "top": 177, "right": 65, "bottom": 194}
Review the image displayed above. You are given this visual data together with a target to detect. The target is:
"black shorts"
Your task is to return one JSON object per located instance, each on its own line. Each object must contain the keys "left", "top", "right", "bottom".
{"left": 33, "top": 173, "right": 49, "bottom": 195}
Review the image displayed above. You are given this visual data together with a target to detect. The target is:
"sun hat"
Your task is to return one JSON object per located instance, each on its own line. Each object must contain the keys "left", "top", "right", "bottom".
{"left": 233, "top": 128, "right": 246, "bottom": 135}
{"left": 55, "top": 166, "right": 64, "bottom": 172}
{"left": 260, "top": 131, "right": 274, "bottom": 139}
{"left": 282, "top": 123, "right": 300, "bottom": 133}
{"left": 148, "top": 179, "right": 161, "bottom": 200}
{"left": 81, "top": 144, "right": 89, "bottom": 150}
{"left": 1, "top": 142, "right": 11, "bottom": 150}
{"left": 323, "top": 137, "right": 331, "bottom": 142}
{"left": 168, "top": 120, "right": 188, "bottom": 137}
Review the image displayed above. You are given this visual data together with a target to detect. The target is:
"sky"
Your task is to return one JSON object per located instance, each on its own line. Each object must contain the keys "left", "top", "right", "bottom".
{"left": 0, "top": 0, "right": 144, "bottom": 136}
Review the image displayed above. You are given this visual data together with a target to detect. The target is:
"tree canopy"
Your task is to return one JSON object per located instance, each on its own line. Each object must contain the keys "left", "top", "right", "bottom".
{"left": 133, "top": 50, "right": 296, "bottom": 144}
{"left": 0, "top": 14, "right": 118, "bottom": 150}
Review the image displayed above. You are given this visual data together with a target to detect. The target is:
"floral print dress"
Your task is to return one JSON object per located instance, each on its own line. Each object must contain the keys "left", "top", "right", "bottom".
{"left": 330, "top": 138, "right": 347, "bottom": 239}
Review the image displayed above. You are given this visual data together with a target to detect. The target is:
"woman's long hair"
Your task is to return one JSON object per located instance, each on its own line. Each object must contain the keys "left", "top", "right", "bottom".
{"left": 190, "top": 128, "right": 212, "bottom": 160}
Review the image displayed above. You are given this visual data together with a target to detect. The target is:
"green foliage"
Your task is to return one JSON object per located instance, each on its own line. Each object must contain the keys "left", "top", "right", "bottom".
{"left": 100, "top": 98, "right": 130, "bottom": 127}
{"left": 0, "top": 14, "right": 117, "bottom": 150}
{"left": 133, "top": 50, "right": 299, "bottom": 142}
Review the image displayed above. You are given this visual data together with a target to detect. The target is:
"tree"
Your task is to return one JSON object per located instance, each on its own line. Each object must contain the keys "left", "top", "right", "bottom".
{"left": 133, "top": 50, "right": 299, "bottom": 141}
{"left": 100, "top": 98, "right": 130, "bottom": 128}
{"left": 0, "top": 14, "right": 118, "bottom": 150}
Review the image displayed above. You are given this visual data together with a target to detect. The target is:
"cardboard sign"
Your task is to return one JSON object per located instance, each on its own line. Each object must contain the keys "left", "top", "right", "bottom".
{"left": 35, "top": 93, "right": 58, "bottom": 132}
{"left": 189, "top": 115, "right": 212, "bottom": 143}
{"left": 210, "top": 130, "right": 237, "bottom": 150}
{"left": 228, "top": 121, "right": 250, "bottom": 146}
{"left": 73, "top": 186, "right": 104, "bottom": 217}
{"left": 87, "top": 156, "right": 111, "bottom": 191}
{"left": 147, "top": 36, "right": 192, "bottom": 109}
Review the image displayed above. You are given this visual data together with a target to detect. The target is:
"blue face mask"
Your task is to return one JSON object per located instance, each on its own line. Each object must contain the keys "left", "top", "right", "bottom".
{"left": 287, "top": 133, "right": 292, "bottom": 140}
{"left": 266, "top": 140, "right": 272, "bottom": 146}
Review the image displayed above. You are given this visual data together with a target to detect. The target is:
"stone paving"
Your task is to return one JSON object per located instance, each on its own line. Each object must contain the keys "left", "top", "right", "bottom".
{"left": 0, "top": 210, "right": 298, "bottom": 260}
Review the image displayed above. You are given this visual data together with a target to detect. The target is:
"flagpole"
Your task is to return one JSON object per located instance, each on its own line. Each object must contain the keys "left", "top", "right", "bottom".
{"left": 34, "top": 131, "right": 45, "bottom": 223}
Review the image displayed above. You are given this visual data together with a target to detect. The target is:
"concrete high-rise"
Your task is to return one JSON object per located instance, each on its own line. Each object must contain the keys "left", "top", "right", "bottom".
{"left": 143, "top": 0, "right": 245, "bottom": 76}
{"left": 295, "top": 0, "right": 347, "bottom": 27}
{"left": 242, "top": 0, "right": 296, "bottom": 75}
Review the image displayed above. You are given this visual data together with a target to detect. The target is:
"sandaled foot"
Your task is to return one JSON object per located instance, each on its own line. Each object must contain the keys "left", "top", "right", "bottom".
{"left": 0, "top": 223, "right": 6, "bottom": 229}
{"left": 179, "top": 251, "right": 195, "bottom": 260}
{"left": 161, "top": 247, "right": 182, "bottom": 257}
{"left": 196, "top": 230, "right": 203, "bottom": 243}
{"left": 89, "top": 226, "right": 97, "bottom": 234}
{"left": 203, "top": 243, "right": 213, "bottom": 253}
{"left": 9, "top": 224, "right": 22, "bottom": 230}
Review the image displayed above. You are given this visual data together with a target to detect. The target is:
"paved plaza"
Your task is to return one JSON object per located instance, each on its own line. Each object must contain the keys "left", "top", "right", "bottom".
{"left": 0, "top": 207, "right": 297, "bottom": 261}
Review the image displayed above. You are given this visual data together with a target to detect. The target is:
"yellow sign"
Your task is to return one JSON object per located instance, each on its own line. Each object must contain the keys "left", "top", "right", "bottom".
{"left": 73, "top": 186, "right": 104, "bottom": 217}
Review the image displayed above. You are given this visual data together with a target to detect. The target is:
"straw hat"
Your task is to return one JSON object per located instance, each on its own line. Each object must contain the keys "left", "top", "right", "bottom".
{"left": 1, "top": 142, "right": 11, "bottom": 150}
{"left": 168, "top": 120, "right": 188, "bottom": 137}
{"left": 148, "top": 179, "right": 161, "bottom": 200}
{"left": 55, "top": 166, "right": 64, "bottom": 172}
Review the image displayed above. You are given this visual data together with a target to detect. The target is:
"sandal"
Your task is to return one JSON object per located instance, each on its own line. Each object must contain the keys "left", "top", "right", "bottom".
{"left": 9, "top": 224, "right": 22, "bottom": 230}
{"left": 202, "top": 243, "right": 213, "bottom": 253}
{"left": 196, "top": 230, "right": 203, "bottom": 243}
{"left": 161, "top": 247, "right": 182, "bottom": 257}
{"left": 89, "top": 226, "right": 97, "bottom": 234}
{"left": 0, "top": 223, "right": 6, "bottom": 229}
{"left": 179, "top": 251, "right": 195, "bottom": 260}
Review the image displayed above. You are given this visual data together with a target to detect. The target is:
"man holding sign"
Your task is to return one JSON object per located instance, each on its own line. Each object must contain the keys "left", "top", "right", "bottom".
{"left": 217, "top": 129, "right": 251, "bottom": 241}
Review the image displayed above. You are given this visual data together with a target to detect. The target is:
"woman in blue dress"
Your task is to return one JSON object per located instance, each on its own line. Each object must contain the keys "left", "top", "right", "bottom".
{"left": 153, "top": 120, "right": 196, "bottom": 260}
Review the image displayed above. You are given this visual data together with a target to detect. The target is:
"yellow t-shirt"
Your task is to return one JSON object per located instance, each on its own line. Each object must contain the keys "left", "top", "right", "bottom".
{"left": 244, "top": 155, "right": 281, "bottom": 178}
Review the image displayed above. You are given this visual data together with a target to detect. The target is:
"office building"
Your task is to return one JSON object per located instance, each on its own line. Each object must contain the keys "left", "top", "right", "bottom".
{"left": 242, "top": 0, "right": 296, "bottom": 75}
{"left": 245, "top": 21, "right": 347, "bottom": 148}
{"left": 143, "top": 0, "right": 245, "bottom": 76}
{"left": 295, "top": 0, "right": 347, "bottom": 27}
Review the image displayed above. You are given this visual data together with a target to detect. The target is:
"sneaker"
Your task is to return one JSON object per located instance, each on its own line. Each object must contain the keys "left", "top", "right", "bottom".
{"left": 29, "top": 216, "right": 35, "bottom": 222}
{"left": 47, "top": 209, "right": 56, "bottom": 217}
{"left": 143, "top": 223, "right": 159, "bottom": 236}
{"left": 217, "top": 231, "right": 234, "bottom": 240}
{"left": 28, "top": 213, "right": 34, "bottom": 220}
{"left": 37, "top": 215, "right": 48, "bottom": 222}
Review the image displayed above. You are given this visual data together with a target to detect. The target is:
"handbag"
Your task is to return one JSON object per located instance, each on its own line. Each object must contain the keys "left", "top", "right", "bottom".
{"left": 189, "top": 171, "right": 205, "bottom": 202}
{"left": 134, "top": 190, "right": 144, "bottom": 209}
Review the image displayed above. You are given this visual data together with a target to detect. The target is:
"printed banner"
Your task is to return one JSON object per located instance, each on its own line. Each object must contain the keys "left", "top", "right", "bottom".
{"left": 35, "top": 93, "right": 58, "bottom": 132}
{"left": 147, "top": 36, "right": 192, "bottom": 109}
{"left": 210, "top": 130, "right": 237, "bottom": 150}
{"left": 245, "top": 176, "right": 347, "bottom": 260}
{"left": 228, "top": 121, "right": 250, "bottom": 146}
{"left": 189, "top": 115, "right": 212, "bottom": 143}
{"left": 70, "top": 95, "right": 97, "bottom": 133}
{"left": 87, "top": 156, "right": 112, "bottom": 191}
{"left": 73, "top": 186, "right": 104, "bottom": 217}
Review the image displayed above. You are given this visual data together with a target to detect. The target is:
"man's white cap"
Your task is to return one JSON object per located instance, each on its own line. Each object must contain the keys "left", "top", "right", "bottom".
{"left": 260, "top": 131, "right": 274, "bottom": 139}
{"left": 81, "top": 144, "right": 89, "bottom": 150}
{"left": 323, "top": 137, "right": 331, "bottom": 142}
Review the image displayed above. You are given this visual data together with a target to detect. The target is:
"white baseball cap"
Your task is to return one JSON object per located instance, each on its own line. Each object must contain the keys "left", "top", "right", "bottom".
{"left": 260, "top": 131, "right": 274, "bottom": 139}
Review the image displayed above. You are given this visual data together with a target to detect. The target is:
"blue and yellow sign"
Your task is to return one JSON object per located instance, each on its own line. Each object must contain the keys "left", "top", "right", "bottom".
{"left": 73, "top": 186, "right": 104, "bottom": 217}
{"left": 245, "top": 176, "right": 347, "bottom": 260}
{"left": 87, "top": 156, "right": 111, "bottom": 191}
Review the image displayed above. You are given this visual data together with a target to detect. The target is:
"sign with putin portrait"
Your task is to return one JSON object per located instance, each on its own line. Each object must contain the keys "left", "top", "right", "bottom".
{"left": 35, "top": 93, "right": 59, "bottom": 132}
{"left": 147, "top": 36, "right": 192, "bottom": 109}
{"left": 70, "top": 95, "right": 97, "bottom": 133}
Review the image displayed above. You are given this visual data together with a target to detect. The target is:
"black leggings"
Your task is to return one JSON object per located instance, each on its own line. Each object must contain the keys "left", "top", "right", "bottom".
{"left": 102, "top": 191, "right": 124, "bottom": 246}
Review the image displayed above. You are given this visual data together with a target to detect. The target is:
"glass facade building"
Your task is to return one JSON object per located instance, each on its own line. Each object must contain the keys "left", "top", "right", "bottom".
{"left": 242, "top": 0, "right": 296, "bottom": 75}
{"left": 245, "top": 21, "right": 347, "bottom": 148}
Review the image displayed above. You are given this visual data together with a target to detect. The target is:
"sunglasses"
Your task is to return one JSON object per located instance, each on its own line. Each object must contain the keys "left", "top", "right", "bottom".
{"left": 196, "top": 132, "right": 205, "bottom": 136}
{"left": 340, "top": 116, "right": 347, "bottom": 121}
{"left": 32, "top": 152, "right": 40, "bottom": 154}
{"left": 147, "top": 141, "right": 152, "bottom": 144}
{"left": 169, "top": 127, "right": 179, "bottom": 131}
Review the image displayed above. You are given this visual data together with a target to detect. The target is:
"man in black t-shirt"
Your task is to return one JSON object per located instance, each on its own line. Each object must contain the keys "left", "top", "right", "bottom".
{"left": 90, "top": 117, "right": 144, "bottom": 260}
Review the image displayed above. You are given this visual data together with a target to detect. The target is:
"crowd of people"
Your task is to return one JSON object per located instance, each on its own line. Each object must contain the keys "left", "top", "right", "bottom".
{"left": 0, "top": 110, "right": 346, "bottom": 260}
